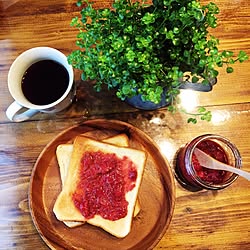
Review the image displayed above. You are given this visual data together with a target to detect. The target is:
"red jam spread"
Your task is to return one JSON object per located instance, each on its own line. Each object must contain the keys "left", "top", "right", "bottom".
{"left": 72, "top": 151, "right": 138, "bottom": 221}
{"left": 192, "top": 140, "right": 228, "bottom": 184}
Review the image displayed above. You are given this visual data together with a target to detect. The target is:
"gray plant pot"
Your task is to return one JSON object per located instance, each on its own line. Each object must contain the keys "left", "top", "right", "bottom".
{"left": 125, "top": 78, "right": 217, "bottom": 110}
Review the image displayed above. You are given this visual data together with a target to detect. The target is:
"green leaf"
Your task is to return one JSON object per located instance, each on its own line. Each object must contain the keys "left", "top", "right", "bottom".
{"left": 173, "top": 27, "right": 180, "bottom": 34}
{"left": 191, "top": 76, "right": 199, "bottom": 83}
{"left": 207, "top": 2, "right": 220, "bottom": 14}
{"left": 222, "top": 50, "right": 234, "bottom": 58}
{"left": 124, "top": 25, "right": 133, "bottom": 34}
{"left": 226, "top": 67, "right": 234, "bottom": 73}
{"left": 71, "top": 17, "right": 79, "bottom": 27}
{"left": 202, "top": 79, "right": 210, "bottom": 85}
{"left": 201, "top": 111, "right": 212, "bottom": 121}
{"left": 198, "top": 107, "right": 206, "bottom": 113}
{"left": 187, "top": 118, "right": 197, "bottom": 124}
{"left": 142, "top": 13, "right": 156, "bottom": 25}
{"left": 81, "top": 72, "right": 87, "bottom": 80}
{"left": 76, "top": 0, "right": 83, "bottom": 7}
{"left": 168, "top": 105, "right": 176, "bottom": 113}
{"left": 238, "top": 50, "right": 249, "bottom": 62}
{"left": 122, "top": 85, "right": 132, "bottom": 95}
{"left": 125, "top": 49, "right": 136, "bottom": 62}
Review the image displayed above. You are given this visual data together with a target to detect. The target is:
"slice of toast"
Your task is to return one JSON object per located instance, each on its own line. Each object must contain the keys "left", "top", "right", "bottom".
{"left": 56, "top": 134, "right": 129, "bottom": 191}
{"left": 56, "top": 134, "right": 140, "bottom": 228}
{"left": 53, "top": 136, "right": 146, "bottom": 238}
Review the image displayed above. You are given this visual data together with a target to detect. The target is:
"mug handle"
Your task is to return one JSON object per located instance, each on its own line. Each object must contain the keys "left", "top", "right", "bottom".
{"left": 6, "top": 101, "right": 39, "bottom": 122}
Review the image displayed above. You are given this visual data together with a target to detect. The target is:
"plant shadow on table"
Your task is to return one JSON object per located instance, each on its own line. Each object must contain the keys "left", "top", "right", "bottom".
{"left": 72, "top": 80, "right": 138, "bottom": 116}
{"left": 35, "top": 79, "right": 184, "bottom": 133}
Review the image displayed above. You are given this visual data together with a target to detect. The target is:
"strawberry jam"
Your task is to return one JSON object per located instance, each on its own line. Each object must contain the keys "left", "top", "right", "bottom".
{"left": 175, "top": 134, "right": 241, "bottom": 191}
{"left": 193, "top": 140, "right": 228, "bottom": 184}
{"left": 72, "top": 151, "right": 138, "bottom": 221}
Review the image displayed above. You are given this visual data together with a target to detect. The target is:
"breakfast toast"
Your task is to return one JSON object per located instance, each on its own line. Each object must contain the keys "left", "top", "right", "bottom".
{"left": 56, "top": 134, "right": 140, "bottom": 228}
{"left": 53, "top": 136, "right": 146, "bottom": 237}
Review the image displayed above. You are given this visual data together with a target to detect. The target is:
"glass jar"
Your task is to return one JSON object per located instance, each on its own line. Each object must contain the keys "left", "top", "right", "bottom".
{"left": 175, "top": 134, "right": 242, "bottom": 191}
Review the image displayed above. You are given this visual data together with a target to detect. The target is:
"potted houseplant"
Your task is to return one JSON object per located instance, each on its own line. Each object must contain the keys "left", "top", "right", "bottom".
{"left": 68, "top": 0, "right": 248, "bottom": 123}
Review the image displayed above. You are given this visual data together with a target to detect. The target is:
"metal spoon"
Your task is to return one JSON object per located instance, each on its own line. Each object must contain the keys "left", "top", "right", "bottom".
{"left": 194, "top": 148, "right": 250, "bottom": 181}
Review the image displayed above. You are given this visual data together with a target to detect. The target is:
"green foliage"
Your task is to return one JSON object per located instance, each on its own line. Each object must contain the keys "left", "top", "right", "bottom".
{"left": 68, "top": 0, "right": 248, "bottom": 122}
{"left": 186, "top": 107, "right": 212, "bottom": 124}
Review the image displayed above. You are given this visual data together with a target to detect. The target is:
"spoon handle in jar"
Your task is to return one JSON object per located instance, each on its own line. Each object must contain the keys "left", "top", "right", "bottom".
{"left": 194, "top": 148, "right": 250, "bottom": 181}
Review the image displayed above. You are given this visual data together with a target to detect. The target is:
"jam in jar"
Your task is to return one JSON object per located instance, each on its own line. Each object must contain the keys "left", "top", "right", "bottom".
{"left": 175, "top": 134, "right": 242, "bottom": 191}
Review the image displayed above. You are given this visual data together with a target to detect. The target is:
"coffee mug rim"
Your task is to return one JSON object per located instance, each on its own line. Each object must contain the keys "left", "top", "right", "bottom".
{"left": 8, "top": 46, "right": 74, "bottom": 110}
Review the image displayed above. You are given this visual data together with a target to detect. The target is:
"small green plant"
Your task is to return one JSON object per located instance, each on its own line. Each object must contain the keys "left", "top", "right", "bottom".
{"left": 68, "top": 0, "right": 248, "bottom": 123}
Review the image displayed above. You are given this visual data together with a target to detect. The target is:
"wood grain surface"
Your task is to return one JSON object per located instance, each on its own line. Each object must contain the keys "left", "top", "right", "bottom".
{"left": 0, "top": 0, "right": 249, "bottom": 249}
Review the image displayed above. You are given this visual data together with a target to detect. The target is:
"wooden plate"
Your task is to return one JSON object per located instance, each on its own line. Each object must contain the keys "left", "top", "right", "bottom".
{"left": 29, "top": 119, "right": 175, "bottom": 250}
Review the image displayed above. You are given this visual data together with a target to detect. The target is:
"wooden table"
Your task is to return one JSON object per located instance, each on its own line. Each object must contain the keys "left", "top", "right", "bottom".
{"left": 0, "top": 0, "right": 249, "bottom": 249}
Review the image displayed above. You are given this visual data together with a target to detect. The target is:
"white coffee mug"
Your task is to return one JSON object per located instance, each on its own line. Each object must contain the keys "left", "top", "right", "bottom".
{"left": 6, "top": 47, "right": 75, "bottom": 122}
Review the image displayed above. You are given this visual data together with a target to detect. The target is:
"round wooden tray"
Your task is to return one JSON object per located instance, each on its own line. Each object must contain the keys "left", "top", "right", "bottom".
{"left": 29, "top": 119, "right": 175, "bottom": 250}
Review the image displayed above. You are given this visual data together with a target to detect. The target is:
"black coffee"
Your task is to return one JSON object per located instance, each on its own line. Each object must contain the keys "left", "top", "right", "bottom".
{"left": 21, "top": 60, "right": 69, "bottom": 105}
